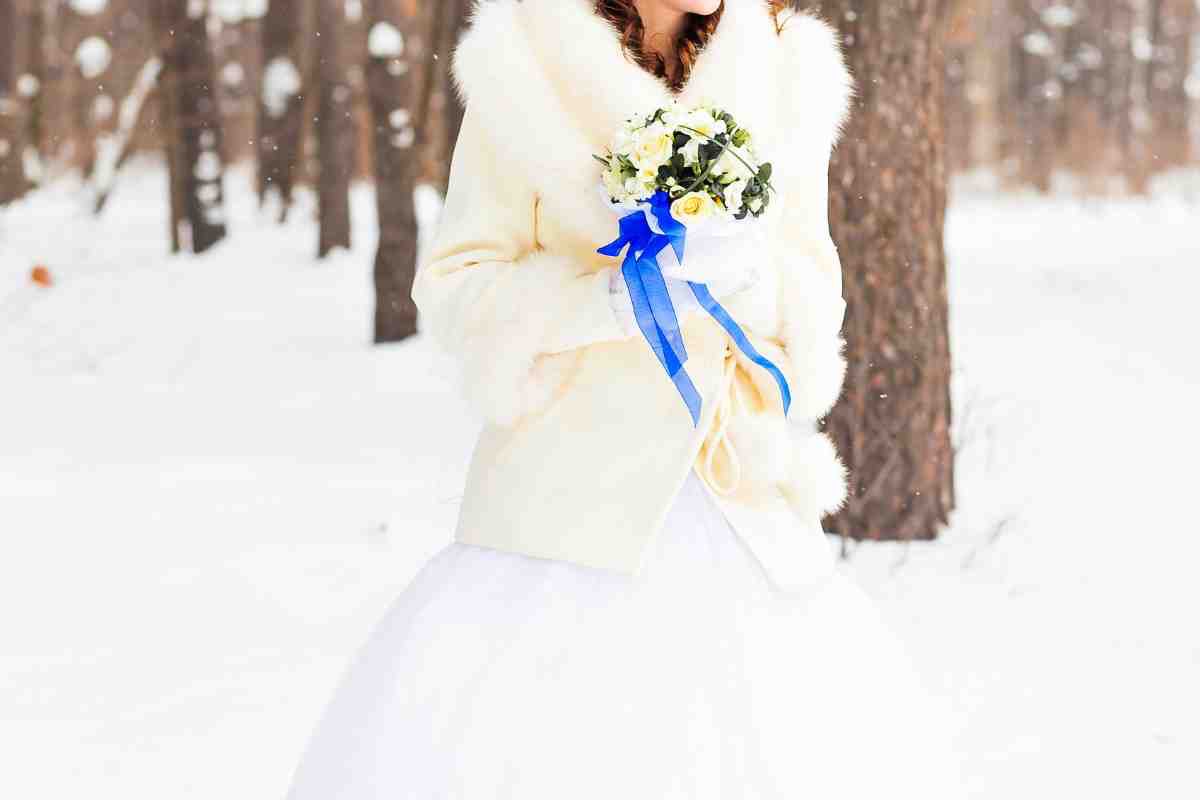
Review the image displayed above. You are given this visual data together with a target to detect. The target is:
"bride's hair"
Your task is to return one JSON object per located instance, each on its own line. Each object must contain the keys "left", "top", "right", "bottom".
{"left": 594, "top": 0, "right": 790, "bottom": 90}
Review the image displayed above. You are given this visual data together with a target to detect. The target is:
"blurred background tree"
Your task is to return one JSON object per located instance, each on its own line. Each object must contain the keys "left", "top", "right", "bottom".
{"left": 797, "top": 0, "right": 956, "bottom": 543}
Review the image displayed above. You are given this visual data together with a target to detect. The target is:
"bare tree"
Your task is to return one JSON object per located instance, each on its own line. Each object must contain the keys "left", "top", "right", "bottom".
{"left": 258, "top": 0, "right": 307, "bottom": 219}
{"left": 1145, "top": 0, "right": 1196, "bottom": 170}
{"left": 422, "top": 0, "right": 470, "bottom": 190}
{"left": 798, "top": 0, "right": 956, "bottom": 541}
{"left": 367, "top": 0, "right": 433, "bottom": 343}
{"left": 0, "top": 0, "right": 31, "bottom": 203}
{"left": 315, "top": 0, "right": 354, "bottom": 256}
{"left": 153, "top": 0, "right": 227, "bottom": 253}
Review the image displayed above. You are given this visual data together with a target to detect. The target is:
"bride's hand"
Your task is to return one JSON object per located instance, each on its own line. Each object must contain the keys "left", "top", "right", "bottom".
{"left": 608, "top": 258, "right": 760, "bottom": 337}
{"left": 658, "top": 232, "right": 761, "bottom": 288}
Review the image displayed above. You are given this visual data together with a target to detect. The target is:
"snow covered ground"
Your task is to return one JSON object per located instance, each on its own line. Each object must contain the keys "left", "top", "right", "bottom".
{"left": 1, "top": 164, "right": 1197, "bottom": 798}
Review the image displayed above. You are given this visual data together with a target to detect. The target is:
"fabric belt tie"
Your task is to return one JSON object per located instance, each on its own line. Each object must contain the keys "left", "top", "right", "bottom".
{"left": 697, "top": 353, "right": 746, "bottom": 498}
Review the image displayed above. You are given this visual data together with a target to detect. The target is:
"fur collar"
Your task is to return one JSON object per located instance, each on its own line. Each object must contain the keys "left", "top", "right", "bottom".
{"left": 452, "top": 0, "right": 850, "bottom": 246}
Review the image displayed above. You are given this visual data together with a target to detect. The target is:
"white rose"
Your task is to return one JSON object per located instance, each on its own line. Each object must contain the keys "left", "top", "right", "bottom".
{"left": 613, "top": 119, "right": 639, "bottom": 156}
{"left": 680, "top": 109, "right": 727, "bottom": 141}
{"left": 631, "top": 123, "right": 673, "bottom": 172}
{"left": 670, "top": 191, "right": 719, "bottom": 227}
{"left": 603, "top": 164, "right": 628, "bottom": 201}
{"left": 625, "top": 175, "right": 654, "bottom": 201}
{"left": 722, "top": 179, "right": 748, "bottom": 216}
{"left": 679, "top": 135, "right": 702, "bottom": 167}
{"left": 713, "top": 146, "right": 754, "bottom": 181}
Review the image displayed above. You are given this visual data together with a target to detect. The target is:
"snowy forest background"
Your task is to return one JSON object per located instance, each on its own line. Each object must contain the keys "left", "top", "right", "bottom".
{"left": 1, "top": 0, "right": 1198, "bottom": 798}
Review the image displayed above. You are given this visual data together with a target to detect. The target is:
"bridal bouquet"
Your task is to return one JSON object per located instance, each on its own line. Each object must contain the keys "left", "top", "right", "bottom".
{"left": 595, "top": 101, "right": 775, "bottom": 224}
{"left": 595, "top": 101, "right": 790, "bottom": 426}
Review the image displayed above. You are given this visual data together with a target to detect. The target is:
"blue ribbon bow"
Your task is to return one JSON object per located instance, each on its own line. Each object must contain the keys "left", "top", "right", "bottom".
{"left": 598, "top": 191, "right": 792, "bottom": 426}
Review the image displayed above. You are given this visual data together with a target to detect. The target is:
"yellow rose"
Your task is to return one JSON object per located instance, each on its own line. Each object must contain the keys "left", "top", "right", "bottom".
{"left": 632, "top": 124, "right": 673, "bottom": 172}
{"left": 670, "top": 191, "right": 718, "bottom": 226}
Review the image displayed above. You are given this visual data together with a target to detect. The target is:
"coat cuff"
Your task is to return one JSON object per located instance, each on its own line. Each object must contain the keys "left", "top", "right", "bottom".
{"left": 780, "top": 268, "right": 848, "bottom": 421}
{"left": 780, "top": 425, "right": 849, "bottom": 520}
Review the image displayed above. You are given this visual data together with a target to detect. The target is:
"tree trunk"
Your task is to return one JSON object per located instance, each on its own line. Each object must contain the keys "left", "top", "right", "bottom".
{"left": 367, "top": 0, "right": 429, "bottom": 343}
{"left": 315, "top": 0, "right": 353, "bottom": 256}
{"left": 0, "top": 0, "right": 37, "bottom": 204}
{"left": 421, "top": 0, "right": 470, "bottom": 190}
{"left": 257, "top": 0, "right": 307, "bottom": 219}
{"left": 0, "top": 0, "right": 24, "bottom": 203}
{"left": 1146, "top": 0, "right": 1195, "bottom": 170}
{"left": 799, "top": 0, "right": 956, "bottom": 542}
{"left": 153, "top": 0, "right": 227, "bottom": 254}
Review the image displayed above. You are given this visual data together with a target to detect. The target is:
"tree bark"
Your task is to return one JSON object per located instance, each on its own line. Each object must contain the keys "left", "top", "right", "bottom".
{"left": 1145, "top": 0, "right": 1195, "bottom": 170}
{"left": 315, "top": 0, "right": 353, "bottom": 256}
{"left": 257, "top": 0, "right": 307, "bottom": 219}
{"left": 367, "top": 0, "right": 429, "bottom": 343}
{"left": 153, "top": 0, "right": 227, "bottom": 253}
{"left": 0, "top": 0, "right": 39, "bottom": 204}
{"left": 422, "top": 0, "right": 470, "bottom": 190}
{"left": 798, "top": 0, "right": 956, "bottom": 541}
{"left": 0, "top": 0, "right": 25, "bottom": 203}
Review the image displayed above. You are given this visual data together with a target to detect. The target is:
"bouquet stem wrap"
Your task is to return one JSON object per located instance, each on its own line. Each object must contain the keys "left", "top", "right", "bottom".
{"left": 598, "top": 190, "right": 792, "bottom": 426}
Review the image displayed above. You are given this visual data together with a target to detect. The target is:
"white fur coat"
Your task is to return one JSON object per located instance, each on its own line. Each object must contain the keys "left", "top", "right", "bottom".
{"left": 413, "top": 0, "right": 853, "bottom": 582}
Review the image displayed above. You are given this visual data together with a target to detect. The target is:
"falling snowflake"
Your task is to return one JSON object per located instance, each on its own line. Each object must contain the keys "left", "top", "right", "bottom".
{"left": 93, "top": 94, "right": 115, "bottom": 122}
{"left": 1131, "top": 30, "right": 1154, "bottom": 62}
{"left": 391, "top": 128, "right": 415, "bottom": 149}
{"left": 368, "top": 22, "right": 404, "bottom": 59}
{"left": 388, "top": 108, "right": 411, "bottom": 129}
{"left": 76, "top": 36, "right": 113, "bottom": 79}
{"left": 70, "top": 0, "right": 108, "bottom": 15}
{"left": 221, "top": 61, "right": 245, "bottom": 87}
{"left": 1040, "top": 5, "right": 1076, "bottom": 28}
{"left": 262, "top": 57, "right": 301, "bottom": 118}
{"left": 197, "top": 183, "right": 221, "bottom": 206}
{"left": 1021, "top": 31, "right": 1054, "bottom": 58}
{"left": 212, "top": 0, "right": 246, "bottom": 23}
{"left": 194, "top": 150, "right": 222, "bottom": 182}
{"left": 17, "top": 74, "right": 40, "bottom": 97}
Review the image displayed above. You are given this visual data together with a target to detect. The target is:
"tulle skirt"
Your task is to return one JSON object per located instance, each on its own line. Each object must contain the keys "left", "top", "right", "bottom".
{"left": 286, "top": 472, "right": 960, "bottom": 799}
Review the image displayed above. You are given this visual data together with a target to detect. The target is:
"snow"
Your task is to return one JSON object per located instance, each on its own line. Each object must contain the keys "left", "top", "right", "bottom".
{"left": 1, "top": 164, "right": 1199, "bottom": 798}
{"left": 367, "top": 22, "right": 404, "bottom": 59}
{"left": 92, "top": 93, "right": 115, "bottom": 122}
{"left": 213, "top": 0, "right": 248, "bottom": 23}
{"left": 262, "top": 57, "right": 301, "bottom": 118}
{"left": 75, "top": 35, "right": 112, "bottom": 80}
{"left": 1022, "top": 31, "right": 1054, "bottom": 57}
{"left": 221, "top": 61, "right": 246, "bottom": 87}
{"left": 388, "top": 108, "right": 410, "bottom": 128}
{"left": 69, "top": 0, "right": 107, "bottom": 15}
{"left": 16, "top": 73, "right": 40, "bottom": 98}
{"left": 193, "top": 150, "right": 222, "bottom": 183}
{"left": 1040, "top": 5, "right": 1076, "bottom": 27}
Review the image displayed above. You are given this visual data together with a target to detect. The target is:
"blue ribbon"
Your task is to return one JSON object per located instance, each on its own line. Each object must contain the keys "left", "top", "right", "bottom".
{"left": 597, "top": 190, "right": 792, "bottom": 426}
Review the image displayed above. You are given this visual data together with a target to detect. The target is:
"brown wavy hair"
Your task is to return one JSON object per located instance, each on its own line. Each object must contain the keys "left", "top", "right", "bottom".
{"left": 594, "top": 1, "right": 791, "bottom": 90}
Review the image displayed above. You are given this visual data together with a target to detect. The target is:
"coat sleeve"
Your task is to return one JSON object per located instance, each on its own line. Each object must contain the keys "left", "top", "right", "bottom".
{"left": 772, "top": 12, "right": 854, "bottom": 421}
{"left": 774, "top": 154, "right": 848, "bottom": 421}
{"left": 412, "top": 108, "right": 630, "bottom": 426}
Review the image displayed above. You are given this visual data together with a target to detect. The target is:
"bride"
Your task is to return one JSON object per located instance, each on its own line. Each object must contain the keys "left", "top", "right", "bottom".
{"left": 286, "top": 1, "right": 961, "bottom": 797}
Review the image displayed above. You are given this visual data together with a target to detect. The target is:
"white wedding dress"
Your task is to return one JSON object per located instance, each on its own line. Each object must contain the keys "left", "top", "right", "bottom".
{"left": 285, "top": 471, "right": 960, "bottom": 799}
